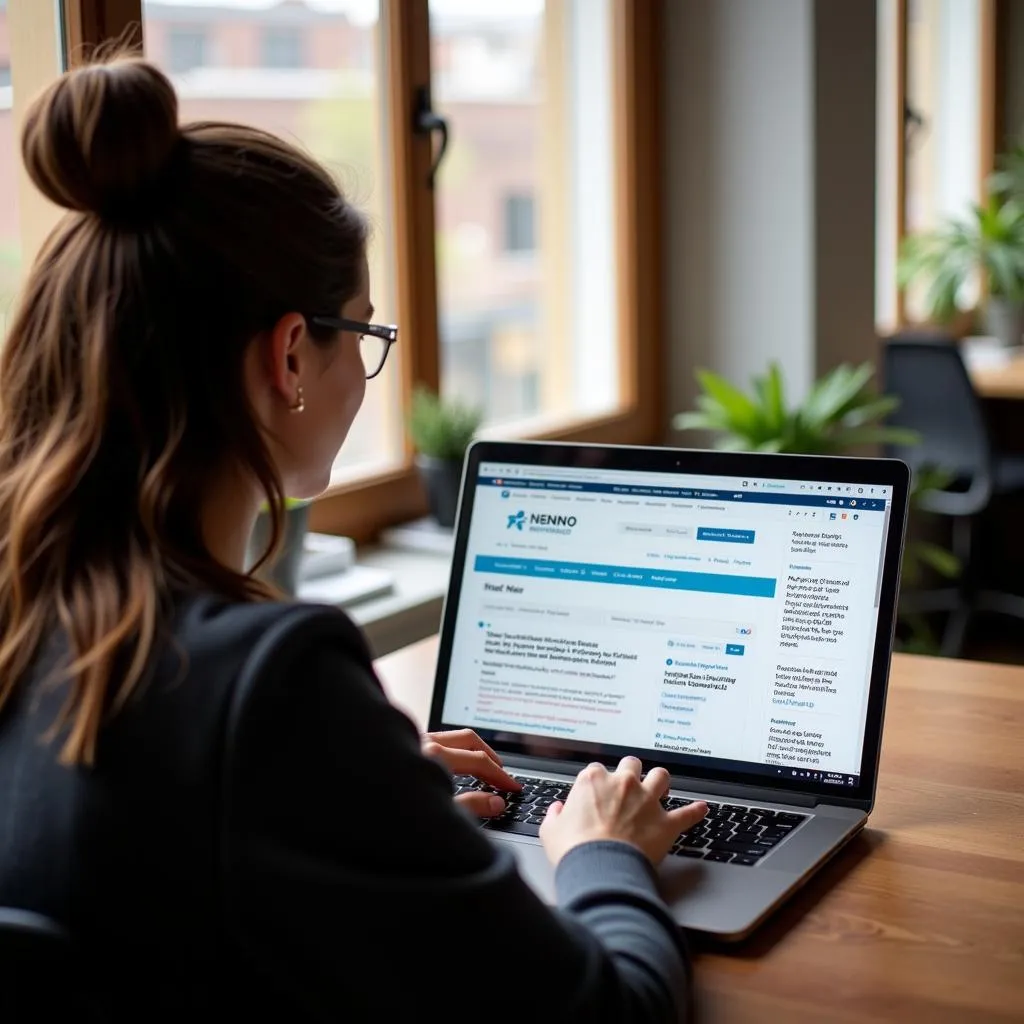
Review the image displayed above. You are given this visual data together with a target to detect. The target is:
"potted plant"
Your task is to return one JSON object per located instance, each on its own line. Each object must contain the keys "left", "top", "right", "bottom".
{"left": 897, "top": 194, "right": 1024, "bottom": 348}
{"left": 674, "top": 362, "right": 958, "bottom": 654}
{"left": 408, "top": 386, "right": 482, "bottom": 529}
{"left": 247, "top": 497, "right": 310, "bottom": 595}
{"left": 673, "top": 361, "right": 917, "bottom": 454}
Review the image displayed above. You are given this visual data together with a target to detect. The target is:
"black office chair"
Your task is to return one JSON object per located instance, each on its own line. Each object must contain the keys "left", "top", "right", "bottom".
{"left": 883, "top": 337, "right": 1024, "bottom": 656}
{"left": 0, "top": 907, "right": 104, "bottom": 1021}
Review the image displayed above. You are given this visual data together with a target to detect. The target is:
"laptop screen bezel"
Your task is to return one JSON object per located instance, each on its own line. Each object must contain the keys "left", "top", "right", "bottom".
{"left": 427, "top": 440, "right": 910, "bottom": 810}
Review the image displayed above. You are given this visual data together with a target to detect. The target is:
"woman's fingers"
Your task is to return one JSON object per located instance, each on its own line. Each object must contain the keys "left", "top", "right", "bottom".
{"left": 424, "top": 744, "right": 520, "bottom": 791}
{"left": 641, "top": 765, "right": 671, "bottom": 798}
{"left": 455, "top": 791, "right": 507, "bottom": 818}
{"left": 666, "top": 800, "right": 709, "bottom": 836}
{"left": 424, "top": 727, "right": 501, "bottom": 764}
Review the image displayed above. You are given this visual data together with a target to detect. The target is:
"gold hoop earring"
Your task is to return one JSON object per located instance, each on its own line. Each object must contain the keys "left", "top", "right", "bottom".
{"left": 289, "top": 385, "right": 305, "bottom": 414}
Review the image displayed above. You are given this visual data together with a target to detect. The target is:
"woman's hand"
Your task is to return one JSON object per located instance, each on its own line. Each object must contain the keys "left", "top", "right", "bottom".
{"left": 539, "top": 756, "right": 707, "bottom": 867}
{"left": 421, "top": 728, "right": 522, "bottom": 818}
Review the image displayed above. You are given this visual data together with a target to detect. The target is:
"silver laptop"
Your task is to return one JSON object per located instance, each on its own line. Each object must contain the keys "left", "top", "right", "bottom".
{"left": 429, "top": 441, "right": 909, "bottom": 940}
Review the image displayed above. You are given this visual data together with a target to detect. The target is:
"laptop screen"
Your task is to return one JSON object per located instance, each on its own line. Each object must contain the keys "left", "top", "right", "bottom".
{"left": 439, "top": 455, "right": 899, "bottom": 793}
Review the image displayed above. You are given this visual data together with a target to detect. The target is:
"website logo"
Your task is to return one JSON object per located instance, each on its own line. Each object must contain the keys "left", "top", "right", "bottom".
{"left": 505, "top": 509, "right": 578, "bottom": 534}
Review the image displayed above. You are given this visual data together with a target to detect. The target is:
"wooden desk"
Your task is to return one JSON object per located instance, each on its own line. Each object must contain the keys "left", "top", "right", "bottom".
{"left": 968, "top": 350, "right": 1024, "bottom": 400}
{"left": 376, "top": 640, "right": 1024, "bottom": 1023}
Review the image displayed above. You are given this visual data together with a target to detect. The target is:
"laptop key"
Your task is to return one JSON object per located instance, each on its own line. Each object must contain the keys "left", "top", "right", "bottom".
{"left": 483, "top": 818, "right": 541, "bottom": 837}
{"left": 709, "top": 841, "right": 767, "bottom": 857}
{"left": 731, "top": 856, "right": 759, "bottom": 866}
{"left": 674, "top": 848, "right": 706, "bottom": 859}
{"left": 775, "top": 813, "right": 806, "bottom": 825}
{"left": 704, "top": 852, "right": 733, "bottom": 863}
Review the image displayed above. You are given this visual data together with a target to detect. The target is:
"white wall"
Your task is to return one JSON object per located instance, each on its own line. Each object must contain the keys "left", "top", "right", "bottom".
{"left": 663, "top": 0, "right": 877, "bottom": 441}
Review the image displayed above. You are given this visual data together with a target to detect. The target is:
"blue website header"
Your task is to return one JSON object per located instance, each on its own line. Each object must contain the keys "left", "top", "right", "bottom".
{"left": 478, "top": 477, "right": 888, "bottom": 512}
{"left": 473, "top": 555, "right": 778, "bottom": 598}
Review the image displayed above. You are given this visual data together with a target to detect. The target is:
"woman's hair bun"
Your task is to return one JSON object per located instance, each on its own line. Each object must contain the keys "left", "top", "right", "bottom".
{"left": 21, "top": 55, "right": 182, "bottom": 221}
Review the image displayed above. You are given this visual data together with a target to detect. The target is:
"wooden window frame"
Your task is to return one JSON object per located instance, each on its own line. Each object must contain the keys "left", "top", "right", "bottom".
{"left": 19, "top": 0, "right": 665, "bottom": 544}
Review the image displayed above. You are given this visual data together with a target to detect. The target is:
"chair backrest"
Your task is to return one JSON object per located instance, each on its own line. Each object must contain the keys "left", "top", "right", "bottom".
{"left": 0, "top": 908, "right": 102, "bottom": 1021}
{"left": 882, "top": 336, "right": 993, "bottom": 483}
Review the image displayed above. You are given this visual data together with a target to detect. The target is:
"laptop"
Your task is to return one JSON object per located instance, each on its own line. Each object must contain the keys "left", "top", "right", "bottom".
{"left": 428, "top": 440, "right": 910, "bottom": 940}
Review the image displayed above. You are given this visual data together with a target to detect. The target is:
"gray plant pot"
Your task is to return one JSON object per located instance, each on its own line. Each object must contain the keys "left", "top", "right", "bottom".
{"left": 984, "top": 297, "right": 1024, "bottom": 349}
{"left": 415, "top": 454, "right": 463, "bottom": 529}
{"left": 246, "top": 503, "right": 310, "bottom": 596}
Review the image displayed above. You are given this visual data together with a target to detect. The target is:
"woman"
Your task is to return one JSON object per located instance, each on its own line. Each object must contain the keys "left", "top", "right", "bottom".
{"left": 0, "top": 56, "right": 706, "bottom": 1021}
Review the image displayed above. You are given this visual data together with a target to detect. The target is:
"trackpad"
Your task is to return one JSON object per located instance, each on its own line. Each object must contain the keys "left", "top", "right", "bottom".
{"left": 498, "top": 834, "right": 558, "bottom": 903}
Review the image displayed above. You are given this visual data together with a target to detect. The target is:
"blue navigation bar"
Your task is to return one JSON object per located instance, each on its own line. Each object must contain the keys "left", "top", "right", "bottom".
{"left": 473, "top": 555, "right": 777, "bottom": 599}
{"left": 697, "top": 527, "right": 755, "bottom": 544}
{"left": 479, "top": 476, "right": 887, "bottom": 511}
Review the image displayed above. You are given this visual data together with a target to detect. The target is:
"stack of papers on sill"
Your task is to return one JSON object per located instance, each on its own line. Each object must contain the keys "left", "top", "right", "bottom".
{"left": 296, "top": 565, "right": 395, "bottom": 608}
{"left": 380, "top": 516, "right": 455, "bottom": 556}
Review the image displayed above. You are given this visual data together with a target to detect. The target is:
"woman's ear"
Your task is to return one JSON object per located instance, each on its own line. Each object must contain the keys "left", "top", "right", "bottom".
{"left": 265, "top": 313, "right": 309, "bottom": 407}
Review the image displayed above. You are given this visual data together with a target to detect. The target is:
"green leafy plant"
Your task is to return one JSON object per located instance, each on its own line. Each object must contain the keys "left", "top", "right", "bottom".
{"left": 896, "top": 195, "right": 1024, "bottom": 323}
{"left": 673, "top": 362, "right": 918, "bottom": 454}
{"left": 408, "top": 386, "right": 482, "bottom": 462}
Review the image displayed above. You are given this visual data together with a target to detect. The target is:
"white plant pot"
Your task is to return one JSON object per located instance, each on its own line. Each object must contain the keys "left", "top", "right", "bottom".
{"left": 983, "top": 297, "right": 1024, "bottom": 349}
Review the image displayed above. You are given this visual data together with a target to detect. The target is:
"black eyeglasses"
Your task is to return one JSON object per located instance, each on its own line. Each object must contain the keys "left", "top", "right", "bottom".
{"left": 311, "top": 316, "right": 399, "bottom": 380}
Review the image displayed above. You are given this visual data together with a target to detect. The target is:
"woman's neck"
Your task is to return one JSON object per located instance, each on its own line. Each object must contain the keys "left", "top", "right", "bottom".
{"left": 200, "top": 470, "right": 260, "bottom": 573}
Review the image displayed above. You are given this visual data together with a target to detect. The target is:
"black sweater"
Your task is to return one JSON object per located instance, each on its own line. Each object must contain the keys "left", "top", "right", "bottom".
{"left": 0, "top": 595, "right": 690, "bottom": 1021}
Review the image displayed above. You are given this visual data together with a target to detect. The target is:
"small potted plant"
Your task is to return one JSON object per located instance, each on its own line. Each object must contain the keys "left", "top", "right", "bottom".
{"left": 408, "top": 386, "right": 482, "bottom": 529}
{"left": 247, "top": 496, "right": 310, "bottom": 595}
{"left": 897, "top": 194, "right": 1024, "bottom": 348}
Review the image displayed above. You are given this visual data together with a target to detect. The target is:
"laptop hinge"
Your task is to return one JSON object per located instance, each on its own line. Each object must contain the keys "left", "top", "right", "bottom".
{"left": 504, "top": 755, "right": 823, "bottom": 808}
{"left": 666, "top": 774, "right": 818, "bottom": 808}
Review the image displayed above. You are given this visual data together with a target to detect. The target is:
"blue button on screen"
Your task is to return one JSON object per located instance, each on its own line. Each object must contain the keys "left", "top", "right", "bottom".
{"left": 696, "top": 527, "right": 756, "bottom": 544}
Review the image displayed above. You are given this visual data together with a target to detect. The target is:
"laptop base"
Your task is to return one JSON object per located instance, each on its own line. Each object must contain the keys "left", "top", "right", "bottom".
{"left": 487, "top": 772, "right": 866, "bottom": 940}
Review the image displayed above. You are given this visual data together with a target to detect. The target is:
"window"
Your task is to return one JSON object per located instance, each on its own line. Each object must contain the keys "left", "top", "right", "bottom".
{"left": 5, "top": 1, "right": 662, "bottom": 542}
{"left": 904, "top": 0, "right": 984, "bottom": 239}
{"left": 431, "top": 0, "right": 620, "bottom": 429}
{"left": 166, "top": 27, "right": 207, "bottom": 74}
{"left": 503, "top": 192, "right": 535, "bottom": 253}
{"left": 261, "top": 26, "right": 304, "bottom": 70}
{"left": 878, "top": 0, "right": 996, "bottom": 327}
{"left": 143, "top": 0, "right": 402, "bottom": 484}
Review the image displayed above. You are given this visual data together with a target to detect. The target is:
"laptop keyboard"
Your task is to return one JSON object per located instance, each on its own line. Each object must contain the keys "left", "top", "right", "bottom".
{"left": 454, "top": 773, "right": 808, "bottom": 867}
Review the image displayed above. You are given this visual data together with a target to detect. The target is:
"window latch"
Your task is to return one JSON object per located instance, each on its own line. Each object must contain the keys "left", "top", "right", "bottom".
{"left": 413, "top": 85, "right": 449, "bottom": 189}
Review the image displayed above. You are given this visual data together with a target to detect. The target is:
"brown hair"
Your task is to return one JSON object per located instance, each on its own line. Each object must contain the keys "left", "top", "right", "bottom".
{"left": 0, "top": 55, "right": 368, "bottom": 764}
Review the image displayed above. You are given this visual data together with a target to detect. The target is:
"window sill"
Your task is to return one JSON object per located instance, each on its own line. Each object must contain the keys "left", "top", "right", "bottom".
{"left": 307, "top": 543, "right": 451, "bottom": 659}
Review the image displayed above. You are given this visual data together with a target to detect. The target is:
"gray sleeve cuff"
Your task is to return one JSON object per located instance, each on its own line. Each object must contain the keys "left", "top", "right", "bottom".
{"left": 554, "top": 840, "right": 662, "bottom": 909}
